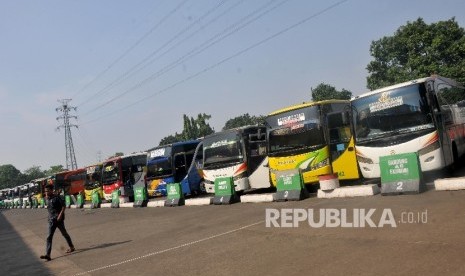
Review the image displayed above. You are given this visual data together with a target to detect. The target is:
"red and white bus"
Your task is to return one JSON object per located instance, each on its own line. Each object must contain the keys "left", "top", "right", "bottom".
{"left": 351, "top": 75, "right": 465, "bottom": 178}
{"left": 101, "top": 152, "right": 147, "bottom": 202}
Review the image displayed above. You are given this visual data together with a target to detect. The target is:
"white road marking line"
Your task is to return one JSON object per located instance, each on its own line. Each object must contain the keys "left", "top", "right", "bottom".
{"left": 74, "top": 220, "right": 264, "bottom": 275}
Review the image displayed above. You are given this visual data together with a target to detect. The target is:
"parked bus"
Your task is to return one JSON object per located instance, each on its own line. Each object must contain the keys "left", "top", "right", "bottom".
{"left": 84, "top": 163, "right": 103, "bottom": 201}
{"left": 265, "top": 100, "right": 360, "bottom": 186}
{"left": 10, "top": 186, "right": 21, "bottom": 207}
{"left": 146, "top": 140, "right": 202, "bottom": 197}
{"left": 0, "top": 189, "right": 6, "bottom": 208}
{"left": 201, "top": 125, "right": 271, "bottom": 193}
{"left": 20, "top": 183, "right": 33, "bottom": 207}
{"left": 351, "top": 75, "right": 465, "bottom": 179}
{"left": 101, "top": 152, "right": 147, "bottom": 202}
{"left": 63, "top": 168, "right": 86, "bottom": 196}
{"left": 31, "top": 177, "right": 48, "bottom": 204}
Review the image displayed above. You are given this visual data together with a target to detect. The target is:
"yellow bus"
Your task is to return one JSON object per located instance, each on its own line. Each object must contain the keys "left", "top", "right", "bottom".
{"left": 84, "top": 163, "right": 104, "bottom": 201}
{"left": 265, "top": 100, "right": 360, "bottom": 186}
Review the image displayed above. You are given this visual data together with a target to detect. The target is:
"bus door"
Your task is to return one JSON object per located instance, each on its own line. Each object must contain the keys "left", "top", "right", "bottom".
{"left": 247, "top": 128, "right": 272, "bottom": 189}
{"left": 174, "top": 153, "right": 188, "bottom": 182}
{"left": 428, "top": 81, "right": 454, "bottom": 166}
{"left": 185, "top": 142, "right": 204, "bottom": 194}
{"left": 327, "top": 110, "right": 360, "bottom": 180}
{"left": 129, "top": 157, "right": 147, "bottom": 197}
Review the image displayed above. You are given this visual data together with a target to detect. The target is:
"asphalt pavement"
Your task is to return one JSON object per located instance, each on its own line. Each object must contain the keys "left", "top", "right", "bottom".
{"left": 1, "top": 166, "right": 465, "bottom": 276}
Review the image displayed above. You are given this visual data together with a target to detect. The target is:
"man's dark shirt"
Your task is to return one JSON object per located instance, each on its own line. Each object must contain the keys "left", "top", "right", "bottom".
{"left": 47, "top": 195, "right": 65, "bottom": 222}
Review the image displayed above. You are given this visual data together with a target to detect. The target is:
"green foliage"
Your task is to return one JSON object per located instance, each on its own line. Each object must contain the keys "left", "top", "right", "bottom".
{"left": 159, "top": 133, "right": 183, "bottom": 146}
{"left": 43, "top": 165, "right": 65, "bottom": 176}
{"left": 182, "top": 113, "right": 215, "bottom": 140}
{"left": 366, "top": 17, "right": 465, "bottom": 90}
{"left": 107, "top": 152, "right": 124, "bottom": 159}
{"left": 0, "top": 164, "right": 22, "bottom": 189}
{"left": 23, "top": 166, "right": 46, "bottom": 182}
{"left": 0, "top": 164, "right": 64, "bottom": 189}
{"left": 311, "top": 83, "right": 352, "bottom": 101}
{"left": 159, "top": 113, "right": 215, "bottom": 146}
{"left": 222, "top": 113, "right": 265, "bottom": 130}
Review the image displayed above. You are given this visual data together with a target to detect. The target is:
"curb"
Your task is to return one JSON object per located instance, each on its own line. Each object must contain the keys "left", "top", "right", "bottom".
{"left": 317, "top": 184, "right": 380, "bottom": 198}
{"left": 434, "top": 177, "right": 465, "bottom": 191}
{"left": 240, "top": 193, "right": 275, "bottom": 203}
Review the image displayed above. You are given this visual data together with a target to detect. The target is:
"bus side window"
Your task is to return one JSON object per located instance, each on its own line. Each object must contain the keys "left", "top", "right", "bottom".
{"left": 175, "top": 155, "right": 186, "bottom": 168}
{"left": 250, "top": 141, "right": 266, "bottom": 157}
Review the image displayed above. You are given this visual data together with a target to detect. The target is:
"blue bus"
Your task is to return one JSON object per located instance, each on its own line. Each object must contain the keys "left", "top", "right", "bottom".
{"left": 146, "top": 140, "right": 203, "bottom": 197}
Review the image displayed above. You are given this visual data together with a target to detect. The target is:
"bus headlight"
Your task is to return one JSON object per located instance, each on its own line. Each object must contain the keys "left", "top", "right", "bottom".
{"left": 310, "top": 158, "right": 329, "bottom": 171}
{"left": 357, "top": 155, "right": 373, "bottom": 164}
{"left": 418, "top": 140, "right": 440, "bottom": 156}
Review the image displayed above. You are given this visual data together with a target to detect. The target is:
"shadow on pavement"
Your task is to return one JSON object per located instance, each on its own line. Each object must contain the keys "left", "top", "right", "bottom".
{"left": 51, "top": 240, "right": 132, "bottom": 261}
{"left": 0, "top": 209, "right": 52, "bottom": 275}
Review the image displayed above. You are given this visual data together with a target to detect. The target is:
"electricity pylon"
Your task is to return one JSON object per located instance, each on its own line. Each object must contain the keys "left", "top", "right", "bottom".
{"left": 56, "top": 99, "right": 78, "bottom": 170}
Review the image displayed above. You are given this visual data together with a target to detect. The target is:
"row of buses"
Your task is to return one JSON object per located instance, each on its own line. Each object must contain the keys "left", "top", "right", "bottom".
{"left": 266, "top": 75, "right": 465, "bottom": 186}
{"left": 2, "top": 75, "right": 465, "bottom": 208}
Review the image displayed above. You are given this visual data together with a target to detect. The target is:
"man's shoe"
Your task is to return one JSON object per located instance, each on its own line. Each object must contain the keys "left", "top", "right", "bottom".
{"left": 66, "top": 247, "right": 75, "bottom": 253}
{"left": 40, "top": 255, "right": 51, "bottom": 261}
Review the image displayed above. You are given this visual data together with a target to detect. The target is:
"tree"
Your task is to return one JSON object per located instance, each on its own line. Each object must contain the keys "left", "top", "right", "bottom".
{"left": 159, "top": 133, "right": 183, "bottom": 146}
{"left": 159, "top": 113, "right": 215, "bottom": 146}
{"left": 311, "top": 83, "right": 352, "bottom": 101}
{"left": 23, "top": 166, "right": 46, "bottom": 182}
{"left": 43, "top": 165, "right": 66, "bottom": 176}
{"left": 366, "top": 17, "right": 465, "bottom": 90}
{"left": 0, "top": 164, "right": 22, "bottom": 189}
{"left": 222, "top": 113, "right": 265, "bottom": 130}
{"left": 181, "top": 113, "right": 215, "bottom": 140}
{"left": 107, "top": 152, "right": 124, "bottom": 159}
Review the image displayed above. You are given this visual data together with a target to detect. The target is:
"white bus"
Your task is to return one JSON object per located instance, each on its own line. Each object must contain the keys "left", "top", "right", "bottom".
{"left": 200, "top": 125, "right": 271, "bottom": 193}
{"left": 351, "top": 75, "right": 465, "bottom": 179}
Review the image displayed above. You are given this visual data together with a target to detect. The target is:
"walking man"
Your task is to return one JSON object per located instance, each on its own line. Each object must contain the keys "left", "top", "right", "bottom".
{"left": 40, "top": 185, "right": 75, "bottom": 261}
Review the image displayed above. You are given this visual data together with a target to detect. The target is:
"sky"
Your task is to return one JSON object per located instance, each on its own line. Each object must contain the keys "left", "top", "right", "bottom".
{"left": 1, "top": 0, "right": 465, "bottom": 172}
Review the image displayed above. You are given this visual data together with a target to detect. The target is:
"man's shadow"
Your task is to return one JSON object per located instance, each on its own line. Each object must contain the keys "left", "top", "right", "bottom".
{"left": 53, "top": 240, "right": 132, "bottom": 260}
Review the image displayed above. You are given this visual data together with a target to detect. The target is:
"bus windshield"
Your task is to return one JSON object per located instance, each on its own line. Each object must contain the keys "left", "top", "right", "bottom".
{"left": 86, "top": 165, "right": 102, "bottom": 189}
{"left": 267, "top": 106, "right": 324, "bottom": 154}
{"left": 203, "top": 132, "right": 243, "bottom": 168}
{"left": 102, "top": 162, "right": 119, "bottom": 185}
{"left": 147, "top": 146, "right": 173, "bottom": 178}
{"left": 352, "top": 83, "right": 434, "bottom": 142}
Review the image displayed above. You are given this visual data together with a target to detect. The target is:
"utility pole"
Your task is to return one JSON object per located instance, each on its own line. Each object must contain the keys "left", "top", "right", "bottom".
{"left": 97, "top": 150, "right": 102, "bottom": 162}
{"left": 56, "top": 99, "right": 78, "bottom": 170}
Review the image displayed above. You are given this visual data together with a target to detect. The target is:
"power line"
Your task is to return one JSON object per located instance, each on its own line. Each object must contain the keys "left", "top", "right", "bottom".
{"left": 76, "top": 0, "right": 234, "bottom": 109}
{"left": 80, "top": 0, "right": 285, "bottom": 117}
{"left": 81, "top": 0, "right": 349, "bottom": 125}
{"left": 72, "top": 0, "right": 190, "bottom": 100}
{"left": 74, "top": 128, "right": 102, "bottom": 165}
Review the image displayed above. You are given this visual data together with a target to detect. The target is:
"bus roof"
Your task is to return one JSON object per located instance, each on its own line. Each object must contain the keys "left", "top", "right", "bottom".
{"left": 85, "top": 163, "right": 102, "bottom": 168}
{"left": 147, "top": 139, "right": 201, "bottom": 152}
{"left": 204, "top": 125, "right": 264, "bottom": 139}
{"left": 267, "top": 99, "right": 349, "bottom": 116}
{"left": 103, "top": 151, "right": 147, "bottom": 163}
{"left": 352, "top": 75, "right": 462, "bottom": 101}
